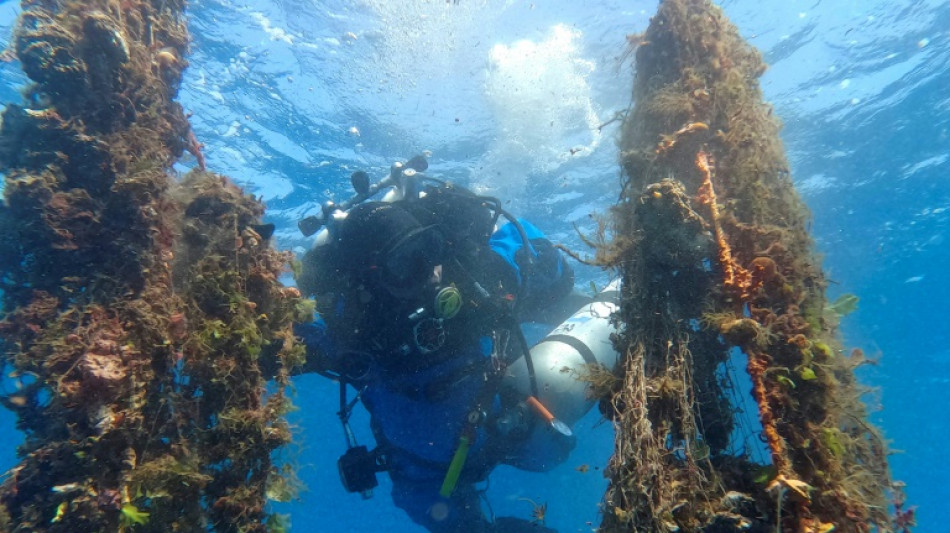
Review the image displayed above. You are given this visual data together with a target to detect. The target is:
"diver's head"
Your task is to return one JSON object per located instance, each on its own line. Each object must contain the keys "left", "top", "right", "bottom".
{"left": 339, "top": 202, "right": 446, "bottom": 296}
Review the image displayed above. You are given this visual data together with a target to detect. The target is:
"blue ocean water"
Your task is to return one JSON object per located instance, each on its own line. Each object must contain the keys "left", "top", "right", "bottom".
{"left": 0, "top": 0, "right": 947, "bottom": 531}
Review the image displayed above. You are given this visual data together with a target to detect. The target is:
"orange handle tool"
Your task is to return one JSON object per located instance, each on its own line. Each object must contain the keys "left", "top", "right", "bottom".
{"left": 526, "top": 395, "right": 554, "bottom": 423}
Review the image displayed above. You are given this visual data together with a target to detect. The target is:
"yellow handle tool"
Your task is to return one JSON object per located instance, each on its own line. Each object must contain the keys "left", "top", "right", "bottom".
{"left": 439, "top": 435, "right": 470, "bottom": 498}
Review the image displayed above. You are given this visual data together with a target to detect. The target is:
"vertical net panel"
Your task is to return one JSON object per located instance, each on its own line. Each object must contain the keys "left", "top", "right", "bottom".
{"left": 0, "top": 1, "right": 304, "bottom": 531}
{"left": 597, "top": 1, "right": 899, "bottom": 532}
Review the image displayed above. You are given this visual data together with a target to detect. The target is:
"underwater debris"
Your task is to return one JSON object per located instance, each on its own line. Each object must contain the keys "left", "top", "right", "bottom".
{"left": 596, "top": 1, "right": 900, "bottom": 532}
{"left": 519, "top": 498, "right": 548, "bottom": 525}
{"left": 0, "top": 1, "right": 301, "bottom": 531}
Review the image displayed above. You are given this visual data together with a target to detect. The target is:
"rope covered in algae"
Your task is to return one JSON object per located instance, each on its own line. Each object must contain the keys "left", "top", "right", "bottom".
{"left": 0, "top": 1, "right": 305, "bottom": 531}
{"left": 595, "top": 1, "right": 902, "bottom": 532}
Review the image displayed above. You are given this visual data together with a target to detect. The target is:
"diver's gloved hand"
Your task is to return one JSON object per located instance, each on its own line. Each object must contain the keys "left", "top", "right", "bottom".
{"left": 492, "top": 517, "right": 557, "bottom": 533}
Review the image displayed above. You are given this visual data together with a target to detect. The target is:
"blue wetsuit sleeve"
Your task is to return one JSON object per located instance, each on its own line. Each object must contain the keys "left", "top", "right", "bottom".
{"left": 489, "top": 219, "right": 574, "bottom": 321}
{"left": 292, "top": 316, "right": 338, "bottom": 375}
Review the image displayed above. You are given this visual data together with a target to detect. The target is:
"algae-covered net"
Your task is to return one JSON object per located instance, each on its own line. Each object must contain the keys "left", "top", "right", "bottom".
{"left": 0, "top": 1, "right": 304, "bottom": 531}
{"left": 595, "top": 1, "right": 906, "bottom": 532}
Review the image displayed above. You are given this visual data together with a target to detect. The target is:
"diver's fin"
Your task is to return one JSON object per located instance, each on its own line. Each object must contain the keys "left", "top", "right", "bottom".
{"left": 249, "top": 223, "right": 275, "bottom": 240}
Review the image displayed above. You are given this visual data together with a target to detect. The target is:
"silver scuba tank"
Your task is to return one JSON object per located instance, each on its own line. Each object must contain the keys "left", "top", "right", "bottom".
{"left": 500, "top": 280, "right": 620, "bottom": 470}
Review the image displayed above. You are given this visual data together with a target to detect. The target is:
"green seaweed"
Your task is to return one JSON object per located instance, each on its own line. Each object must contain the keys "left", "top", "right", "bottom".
{"left": 826, "top": 293, "right": 859, "bottom": 317}
{"left": 120, "top": 504, "right": 150, "bottom": 527}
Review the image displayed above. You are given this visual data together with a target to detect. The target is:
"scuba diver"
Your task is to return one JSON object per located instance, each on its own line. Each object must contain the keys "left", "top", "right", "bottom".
{"left": 290, "top": 156, "right": 619, "bottom": 533}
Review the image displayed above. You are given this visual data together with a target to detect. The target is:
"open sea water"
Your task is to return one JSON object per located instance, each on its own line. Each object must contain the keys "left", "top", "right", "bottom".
{"left": 0, "top": 0, "right": 947, "bottom": 531}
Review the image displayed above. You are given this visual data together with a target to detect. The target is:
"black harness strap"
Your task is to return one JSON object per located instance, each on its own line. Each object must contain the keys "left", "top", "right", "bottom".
{"left": 536, "top": 334, "right": 598, "bottom": 366}
{"left": 509, "top": 316, "right": 541, "bottom": 399}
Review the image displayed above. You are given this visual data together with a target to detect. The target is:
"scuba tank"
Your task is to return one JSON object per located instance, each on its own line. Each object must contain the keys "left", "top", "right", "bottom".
{"left": 500, "top": 279, "right": 621, "bottom": 471}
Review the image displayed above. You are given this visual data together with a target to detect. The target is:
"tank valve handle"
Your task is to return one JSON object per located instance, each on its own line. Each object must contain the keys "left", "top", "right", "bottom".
{"left": 526, "top": 395, "right": 573, "bottom": 437}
